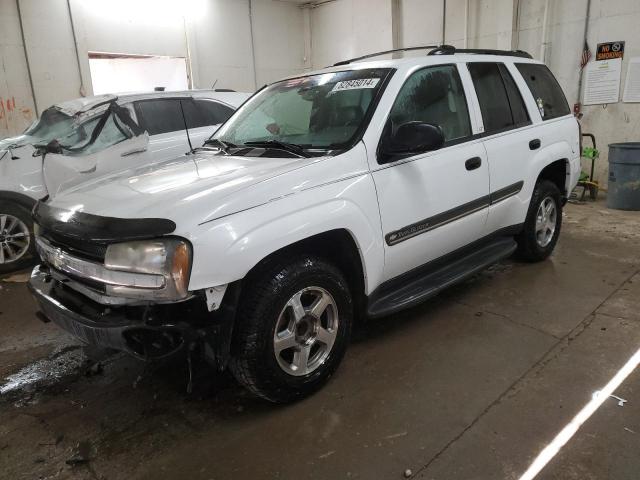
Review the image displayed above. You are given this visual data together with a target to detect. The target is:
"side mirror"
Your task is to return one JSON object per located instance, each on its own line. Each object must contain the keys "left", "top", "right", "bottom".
{"left": 46, "top": 139, "right": 63, "bottom": 154}
{"left": 120, "top": 132, "right": 150, "bottom": 157}
{"left": 380, "top": 121, "right": 445, "bottom": 162}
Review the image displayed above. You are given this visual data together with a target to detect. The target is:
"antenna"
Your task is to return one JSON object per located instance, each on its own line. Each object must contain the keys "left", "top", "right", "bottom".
{"left": 178, "top": 99, "right": 195, "bottom": 154}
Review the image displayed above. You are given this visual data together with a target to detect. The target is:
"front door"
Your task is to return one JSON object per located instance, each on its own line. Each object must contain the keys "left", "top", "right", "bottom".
{"left": 371, "top": 64, "right": 490, "bottom": 281}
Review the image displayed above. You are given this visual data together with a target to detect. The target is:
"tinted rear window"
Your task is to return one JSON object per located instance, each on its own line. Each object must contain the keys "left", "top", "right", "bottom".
{"left": 197, "top": 100, "right": 234, "bottom": 125}
{"left": 468, "top": 63, "right": 515, "bottom": 133}
{"left": 515, "top": 63, "right": 570, "bottom": 120}
{"left": 498, "top": 64, "right": 529, "bottom": 126}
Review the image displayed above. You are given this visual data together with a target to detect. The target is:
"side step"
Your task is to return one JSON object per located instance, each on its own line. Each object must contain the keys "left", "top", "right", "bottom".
{"left": 367, "top": 237, "right": 517, "bottom": 318}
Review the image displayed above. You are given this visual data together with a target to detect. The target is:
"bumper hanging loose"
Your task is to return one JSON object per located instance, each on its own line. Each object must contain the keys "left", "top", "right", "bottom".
{"left": 28, "top": 265, "right": 237, "bottom": 365}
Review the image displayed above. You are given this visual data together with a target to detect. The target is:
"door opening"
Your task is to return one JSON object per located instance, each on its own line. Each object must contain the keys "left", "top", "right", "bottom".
{"left": 88, "top": 52, "right": 189, "bottom": 95}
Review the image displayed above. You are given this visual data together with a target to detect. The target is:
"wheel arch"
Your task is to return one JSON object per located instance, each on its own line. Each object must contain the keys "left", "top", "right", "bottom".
{"left": 536, "top": 158, "right": 570, "bottom": 200}
{"left": 243, "top": 229, "right": 367, "bottom": 316}
{"left": 0, "top": 191, "right": 38, "bottom": 215}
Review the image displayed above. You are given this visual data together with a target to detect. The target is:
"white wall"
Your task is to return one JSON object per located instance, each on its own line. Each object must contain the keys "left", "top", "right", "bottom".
{"left": 397, "top": 0, "right": 444, "bottom": 47}
{"left": 309, "top": 0, "right": 394, "bottom": 69}
{"left": 516, "top": 0, "right": 640, "bottom": 184}
{"left": 252, "top": 0, "right": 308, "bottom": 86}
{"left": 0, "top": 0, "right": 37, "bottom": 134}
{"left": 0, "top": 0, "right": 307, "bottom": 138}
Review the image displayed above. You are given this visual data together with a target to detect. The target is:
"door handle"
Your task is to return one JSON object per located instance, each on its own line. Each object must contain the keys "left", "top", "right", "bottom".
{"left": 465, "top": 156, "right": 482, "bottom": 171}
{"left": 529, "top": 139, "right": 541, "bottom": 150}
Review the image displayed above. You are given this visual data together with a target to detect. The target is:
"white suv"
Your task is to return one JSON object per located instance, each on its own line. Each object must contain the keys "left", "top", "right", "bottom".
{"left": 0, "top": 90, "right": 249, "bottom": 272}
{"left": 29, "top": 47, "right": 580, "bottom": 403}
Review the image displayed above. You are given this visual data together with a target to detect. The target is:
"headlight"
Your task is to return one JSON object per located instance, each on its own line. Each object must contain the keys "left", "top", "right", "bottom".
{"left": 105, "top": 238, "right": 192, "bottom": 301}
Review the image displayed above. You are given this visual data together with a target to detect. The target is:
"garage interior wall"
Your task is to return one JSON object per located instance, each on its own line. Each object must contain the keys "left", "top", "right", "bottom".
{"left": 308, "top": 0, "right": 640, "bottom": 185}
{"left": 0, "top": 0, "right": 309, "bottom": 137}
{"left": 1, "top": 0, "right": 639, "bottom": 184}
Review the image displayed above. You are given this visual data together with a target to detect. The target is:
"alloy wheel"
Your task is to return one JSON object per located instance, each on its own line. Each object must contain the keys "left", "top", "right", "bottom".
{"left": 273, "top": 286, "right": 339, "bottom": 376}
{"left": 0, "top": 214, "right": 31, "bottom": 264}
{"left": 535, "top": 196, "right": 557, "bottom": 248}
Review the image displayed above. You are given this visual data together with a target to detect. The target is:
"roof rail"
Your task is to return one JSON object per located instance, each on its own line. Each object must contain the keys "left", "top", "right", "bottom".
{"left": 332, "top": 44, "right": 533, "bottom": 67}
{"left": 332, "top": 45, "right": 440, "bottom": 66}
{"left": 428, "top": 45, "right": 533, "bottom": 59}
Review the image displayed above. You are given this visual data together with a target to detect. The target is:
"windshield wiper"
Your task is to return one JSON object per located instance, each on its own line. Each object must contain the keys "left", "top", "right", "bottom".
{"left": 202, "top": 138, "right": 236, "bottom": 154}
{"left": 243, "top": 140, "right": 310, "bottom": 158}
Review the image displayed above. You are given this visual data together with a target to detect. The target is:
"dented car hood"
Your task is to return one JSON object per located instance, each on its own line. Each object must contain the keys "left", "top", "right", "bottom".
{"left": 46, "top": 151, "right": 330, "bottom": 224}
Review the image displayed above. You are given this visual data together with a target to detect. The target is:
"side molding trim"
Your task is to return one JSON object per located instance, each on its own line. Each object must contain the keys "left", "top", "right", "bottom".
{"left": 385, "top": 181, "right": 524, "bottom": 246}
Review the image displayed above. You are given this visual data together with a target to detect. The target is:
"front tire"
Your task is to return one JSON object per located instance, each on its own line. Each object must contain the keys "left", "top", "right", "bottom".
{"left": 230, "top": 256, "right": 353, "bottom": 403}
{"left": 516, "top": 180, "right": 562, "bottom": 262}
{"left": 0, "top": 203, "right": 36, "bottom": 274}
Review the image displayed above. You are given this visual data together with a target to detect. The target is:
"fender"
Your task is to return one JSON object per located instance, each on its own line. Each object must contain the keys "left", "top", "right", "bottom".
{"left": 187, "top": 173, "right": 385, "bottom": 296}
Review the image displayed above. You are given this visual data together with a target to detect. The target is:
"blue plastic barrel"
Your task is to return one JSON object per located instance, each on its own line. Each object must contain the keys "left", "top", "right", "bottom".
{"left": 607, "top": 142, "right": 640, "bottom": 210}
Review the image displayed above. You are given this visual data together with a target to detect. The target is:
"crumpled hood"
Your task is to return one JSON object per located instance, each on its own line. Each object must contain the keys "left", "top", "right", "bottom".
{"left": 54, "top": 94, "right": 117, "bottom": 116}
{"left": 48, "top": 151, "right": 329, "bottom": 222}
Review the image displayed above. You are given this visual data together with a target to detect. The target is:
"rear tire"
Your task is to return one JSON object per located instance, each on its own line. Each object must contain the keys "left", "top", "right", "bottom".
{"left": 230, "top": 255, "right": 353, "bottom": 403}
{"left": 515, "top": 180, "right": 562, "bottom": 262}
{"left": 0, "top": 203, "right": 36, "bottom": 274}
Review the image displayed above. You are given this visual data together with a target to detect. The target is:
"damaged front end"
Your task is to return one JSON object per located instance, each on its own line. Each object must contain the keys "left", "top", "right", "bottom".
{"left": 28, "top": 202, "right": 239, "bottom": 368}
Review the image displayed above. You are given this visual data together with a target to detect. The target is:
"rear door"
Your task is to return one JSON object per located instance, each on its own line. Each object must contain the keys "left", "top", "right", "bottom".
{"left": 370, "top": 64, "right": 490, "bottom": 281}
{"left": 466, "top": 62, "right": 536, "bottom": 234}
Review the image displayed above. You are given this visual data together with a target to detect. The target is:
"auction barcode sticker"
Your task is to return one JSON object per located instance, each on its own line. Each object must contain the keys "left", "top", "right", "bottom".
{"left": 331, "top": 78, "right": 380, "bottom": 92}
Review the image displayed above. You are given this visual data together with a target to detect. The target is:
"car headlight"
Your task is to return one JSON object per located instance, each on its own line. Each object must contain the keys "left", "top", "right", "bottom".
{"left": 105, "top": 238, "right": 192, "bottom": 301}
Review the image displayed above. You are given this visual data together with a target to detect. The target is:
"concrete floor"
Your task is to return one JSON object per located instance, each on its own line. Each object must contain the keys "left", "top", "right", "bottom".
{"left": 1, "top": 199, "right": 639, "bottom": 480}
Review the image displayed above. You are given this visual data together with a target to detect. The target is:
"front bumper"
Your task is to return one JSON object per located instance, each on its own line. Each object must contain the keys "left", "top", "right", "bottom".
{"left": 28, "top": 265, "right": 231, "bottom": 362}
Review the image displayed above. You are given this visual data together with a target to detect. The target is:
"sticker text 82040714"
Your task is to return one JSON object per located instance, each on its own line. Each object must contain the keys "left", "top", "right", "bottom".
{"left": 331, "top": 78, "right": 380, "bottom": 92}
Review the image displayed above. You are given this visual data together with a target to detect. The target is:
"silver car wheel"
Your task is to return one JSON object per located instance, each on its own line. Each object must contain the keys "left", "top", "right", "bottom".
{"left": 273, "top": 286, "right": 339, "bottom": 377}
{"left": 535, "top": 196, "right": 557, "bottom": 248}
{"left": 0, "top": 214, "right": 31, "bottom": 265}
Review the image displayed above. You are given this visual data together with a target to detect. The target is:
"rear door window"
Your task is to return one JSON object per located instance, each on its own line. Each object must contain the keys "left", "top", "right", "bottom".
{"left": 196, "top": 100, "right": 234, "bottom": 125}
{"left": 134, "top": 99, "right": 184, "bottom": 135}
{"left": 515, "top": 63, "right": 570, "bottom": 120}
{"left": 468, "top": 62, "right": 525, "bottom": 134}
{"left": 181, "top": 100, "right": 235, "bottom": 128}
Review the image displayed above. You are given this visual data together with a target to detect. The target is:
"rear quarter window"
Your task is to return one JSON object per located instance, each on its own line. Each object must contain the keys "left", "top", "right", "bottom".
{"left": 515, "top": 64, "right": 570, "bottom": 120}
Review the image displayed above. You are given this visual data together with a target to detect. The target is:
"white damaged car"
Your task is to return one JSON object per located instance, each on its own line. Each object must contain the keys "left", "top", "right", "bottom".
{"left": 0, "top": 90, "right": 249, "bottom": 272}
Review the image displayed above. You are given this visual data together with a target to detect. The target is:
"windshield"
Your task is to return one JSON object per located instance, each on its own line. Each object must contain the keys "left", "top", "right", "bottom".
{"left": 21, "top": 108, "right": 77, "bottom": 145}
{"left": 213, "top": 68, "right": 392, "bottom": 151}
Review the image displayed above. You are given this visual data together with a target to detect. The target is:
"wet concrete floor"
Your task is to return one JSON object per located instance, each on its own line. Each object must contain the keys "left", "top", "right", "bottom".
{"left": 1, "top": 199, "right": 639, "bottom": 479}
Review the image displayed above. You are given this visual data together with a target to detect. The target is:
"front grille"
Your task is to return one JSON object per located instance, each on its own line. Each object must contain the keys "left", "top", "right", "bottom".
{"left": 40, "top": 228, "right": 108, "bottom": 262}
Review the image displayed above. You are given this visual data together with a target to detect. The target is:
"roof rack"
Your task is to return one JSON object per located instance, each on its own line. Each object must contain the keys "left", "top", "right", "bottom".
{"left": 332, "top": 44, "right": 532, "bottom": 66}
{"left": 428, "top": 45, "right": 533, "bottom": 58}
{"left": 333, "top": 45, "right": 440, "bottom": 66}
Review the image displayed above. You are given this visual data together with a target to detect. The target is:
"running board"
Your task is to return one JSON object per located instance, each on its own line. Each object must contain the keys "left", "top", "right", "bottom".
{"left": 367, "top": 237, "right": 517, "bottom": 318}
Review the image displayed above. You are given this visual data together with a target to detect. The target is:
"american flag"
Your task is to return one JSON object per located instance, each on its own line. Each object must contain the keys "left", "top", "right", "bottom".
{"left": 580, "top": 41, "right": 592, "bottom": 69}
